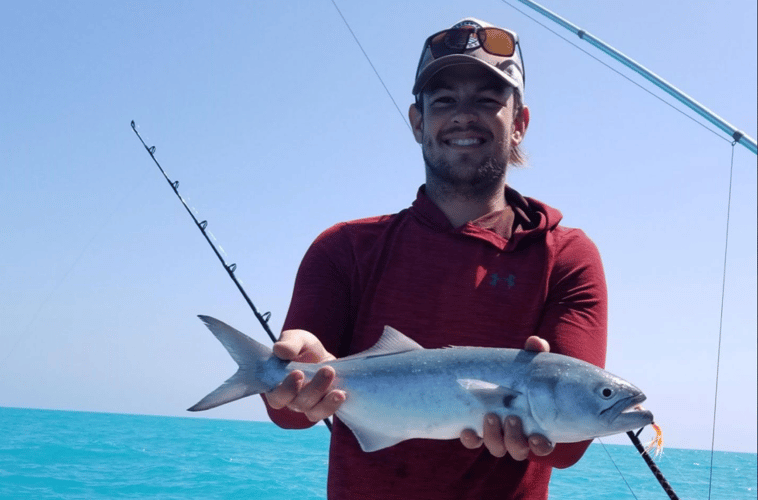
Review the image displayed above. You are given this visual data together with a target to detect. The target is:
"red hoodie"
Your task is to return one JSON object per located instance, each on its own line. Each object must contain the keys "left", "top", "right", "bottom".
{"left": 266, "top": 185, "right": 608, "bottom": 500}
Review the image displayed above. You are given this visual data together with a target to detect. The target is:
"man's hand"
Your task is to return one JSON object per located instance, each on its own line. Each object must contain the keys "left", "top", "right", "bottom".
{"left": 263, "top": 329, "right": 346, "bottom": 422}
{"left": 459, "top": 335, "right": 555, "bottom": 460}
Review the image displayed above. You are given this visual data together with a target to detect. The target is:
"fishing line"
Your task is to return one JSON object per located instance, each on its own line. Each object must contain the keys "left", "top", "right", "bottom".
{"left": 129, "top": 121, "right": 333, "bottom": 431}
{"left": 498, "top": 0, "right": 731, "bottom": 146}
{"left": 0, "top": 175, "right": 149, "bottom": 373}
{"left": 597, "top": 439, "right": 639, "bottom": 500}
{"left": 707, "top": 141, "right": 737, "bottom": 500}
{"left": 329, "top": 0, "right": 412, "bottom": 132}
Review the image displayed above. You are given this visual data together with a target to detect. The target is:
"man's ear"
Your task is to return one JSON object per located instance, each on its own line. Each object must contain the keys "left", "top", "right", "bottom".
{"left": 511, "top": 105, "right": 530, "bottom": 146}
{"left": 409, "top": 103, "right": 423, "bottom": 144}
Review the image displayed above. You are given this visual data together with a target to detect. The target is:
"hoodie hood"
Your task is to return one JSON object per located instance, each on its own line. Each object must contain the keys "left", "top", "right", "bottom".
{"left": 410, "top": 185, "right": 563, "bottom": 251}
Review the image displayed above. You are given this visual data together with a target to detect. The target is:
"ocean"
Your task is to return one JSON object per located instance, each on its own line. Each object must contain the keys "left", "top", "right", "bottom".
{"left": 0, "top": 407, "right": 754, "bottom": 499}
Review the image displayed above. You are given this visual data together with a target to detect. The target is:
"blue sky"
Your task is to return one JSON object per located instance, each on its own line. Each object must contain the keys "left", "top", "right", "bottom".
{"left": 1, "top": 0, "right": 755, "bottom": 458}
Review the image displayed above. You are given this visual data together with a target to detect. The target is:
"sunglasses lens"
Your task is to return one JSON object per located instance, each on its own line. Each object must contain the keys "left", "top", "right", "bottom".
{"left": 479, "top": 28, "right": 515, "bottom": 57}
{"left": 428, "top": 28, "right": 475, "bottom": 58}
{"left": 427, "top": 27, "right": 516, "bottom": 58}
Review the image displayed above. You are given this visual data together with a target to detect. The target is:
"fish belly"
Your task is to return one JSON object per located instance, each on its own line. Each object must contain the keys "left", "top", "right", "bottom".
{"left": 327, "top": 354, "right": 519, "bottom": 451}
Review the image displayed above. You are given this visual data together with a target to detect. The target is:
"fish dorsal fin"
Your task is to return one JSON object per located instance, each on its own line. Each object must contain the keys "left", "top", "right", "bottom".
{"left": 338, "top": 326, "right": 424, "bottom": 362}
{"left": 458, "top": 378, "right": 523, "bottom": 408}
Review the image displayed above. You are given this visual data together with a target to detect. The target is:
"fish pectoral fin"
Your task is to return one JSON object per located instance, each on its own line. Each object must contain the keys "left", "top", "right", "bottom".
{"left": 457, "top": 379, "right": 500, "bottom": 391}
{"left": 457, "top": 379, "right": 522, "bottom": 409}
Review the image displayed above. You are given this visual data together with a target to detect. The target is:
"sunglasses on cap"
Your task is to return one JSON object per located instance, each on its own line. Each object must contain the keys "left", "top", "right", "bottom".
{"left": 424, "top": 25, "right": 519, "bottom": 58}
{"left": 418, "top": 25, "right": 525, "bottom": 86}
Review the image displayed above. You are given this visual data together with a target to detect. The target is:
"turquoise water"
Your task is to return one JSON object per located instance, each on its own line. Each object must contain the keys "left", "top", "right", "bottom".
{"left": 0, "top": 407, "right": 755, "bottom": 499}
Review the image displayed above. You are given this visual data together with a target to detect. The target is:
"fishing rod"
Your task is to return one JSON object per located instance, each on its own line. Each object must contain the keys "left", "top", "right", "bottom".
{"left": 129, "top": 120, "right": 333, "bottom": 431}
{"left": 509, "top": 0, "right": 757, "bottom": 155}
{"left": 499, "top": 2, "right": 746, "bottom": 498}
{"left": 130, "top": 120, "right": 277, "bottom": 343}
{"left": 627, "top": 430, "right": 680, "bottom": 500}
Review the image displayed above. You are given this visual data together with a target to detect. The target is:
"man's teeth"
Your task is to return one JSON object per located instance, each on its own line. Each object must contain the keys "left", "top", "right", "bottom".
{"left": 448, "top": 138, "right": 482, "bottom": 146}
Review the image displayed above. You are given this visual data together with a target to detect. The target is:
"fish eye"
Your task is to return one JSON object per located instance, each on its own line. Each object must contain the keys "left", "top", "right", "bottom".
{"left": 600, "top": 387, "right": 614, "bottom": 399}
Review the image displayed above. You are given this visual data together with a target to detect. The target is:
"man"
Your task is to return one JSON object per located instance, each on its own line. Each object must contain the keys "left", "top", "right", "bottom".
{"left": 264, "top": 18, "right": 607, "bottom": 500}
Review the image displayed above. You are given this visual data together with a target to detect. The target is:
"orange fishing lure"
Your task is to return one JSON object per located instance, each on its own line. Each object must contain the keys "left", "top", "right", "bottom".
{"left": 644, "top": 422, "right": 664, "bottom": 457}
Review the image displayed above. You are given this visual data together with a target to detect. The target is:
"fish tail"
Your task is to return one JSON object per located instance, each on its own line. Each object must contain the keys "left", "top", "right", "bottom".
{"left": 188, "top": 315, "right": 284, "bottom": 412}
{"left": 643, "top": 422, "right": 664, "bottom": 458}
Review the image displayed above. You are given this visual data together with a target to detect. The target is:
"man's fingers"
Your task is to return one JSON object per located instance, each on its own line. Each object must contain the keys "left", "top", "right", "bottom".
{"left": 504, "top": 416, "right": 530, "bottom": 461}
{"left": 528, "top": 434, "right": 554, "bottom": 457}
{"left": 265, "top": 329, "right": 344, "bottom": 422}
{"left": 287, "top": 366, "right": 336, "bottom": 412}
{"left": 265, "top": 366, "right": 340, "bottom": 415}
{"left": 264, "top": 370, "right": 305, "bottom": 409}
{"left": 461, "top": 415, "right": 555, "bottom": 460}
{"left": 304, "top": 390, "right": 346, "bottom": 422}
{"left": 482, "top": 414, "right": 507, "bottom": 457}
{"left": 273, "top": 329, "right": 336, "bottom": 363}
{"left": 459, "top": 428, "right": 484, "bottom": 449}
{"left": 272, "top": 340, "right": 301, "bottom": 361}
{"left": 272, "top": 330, "right": 310, "bottom": 361}
{"left": 524, "top": 335, "right": 550, "bottom": 353}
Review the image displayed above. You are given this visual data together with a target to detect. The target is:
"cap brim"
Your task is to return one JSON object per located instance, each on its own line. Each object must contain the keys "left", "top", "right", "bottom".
{"left": 412, "top": 54, "right": 521, "bottom": 95}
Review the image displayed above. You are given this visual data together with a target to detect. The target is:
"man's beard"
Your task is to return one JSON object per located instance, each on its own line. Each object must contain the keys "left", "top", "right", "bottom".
{"left": 422, "top": 141, "right": 509, "bottom": 200}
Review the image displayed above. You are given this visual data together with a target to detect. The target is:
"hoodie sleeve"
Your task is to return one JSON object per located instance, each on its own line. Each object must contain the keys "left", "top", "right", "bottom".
{"left": 539, "top": 227, "right": 608, "bottom": 368}
{"left": 262, "top": 224, "right": 354, "bottom": 429}
{"left": 532, "top": 227, "right": 609, "bottom": 468}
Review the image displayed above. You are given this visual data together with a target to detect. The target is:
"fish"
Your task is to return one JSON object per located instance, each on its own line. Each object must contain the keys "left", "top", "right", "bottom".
{"left": 189, "top": 315, "right": 654, "bottom": 452}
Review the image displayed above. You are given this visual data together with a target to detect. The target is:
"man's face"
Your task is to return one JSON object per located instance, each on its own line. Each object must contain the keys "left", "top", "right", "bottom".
{"left": 409, "top": 64, "right": 529, "bottom": 197}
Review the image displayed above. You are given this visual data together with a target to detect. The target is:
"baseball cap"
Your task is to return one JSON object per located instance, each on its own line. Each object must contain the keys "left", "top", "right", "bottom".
{"left": 412, "top": 18, "right": 525, "bottom": 99}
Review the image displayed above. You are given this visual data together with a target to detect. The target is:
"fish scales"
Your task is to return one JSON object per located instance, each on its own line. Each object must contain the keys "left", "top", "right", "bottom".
{"left": 319, "top": 348, "right": 534, "bottom": 443}
{"left": 189, "top": 316, "right": 654, "bottom": 452}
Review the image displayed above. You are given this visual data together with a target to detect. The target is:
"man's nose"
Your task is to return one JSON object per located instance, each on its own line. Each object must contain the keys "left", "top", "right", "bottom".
{"left": 451, "top": 102, "right": 478, "bottom": 124}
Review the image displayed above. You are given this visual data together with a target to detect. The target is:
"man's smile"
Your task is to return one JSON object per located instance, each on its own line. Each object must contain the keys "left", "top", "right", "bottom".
{"left": 444, "top": 137, "right": 485, "bottom": 147}
{"left": 441, "top": 127, "right": 490, "bottom": 149}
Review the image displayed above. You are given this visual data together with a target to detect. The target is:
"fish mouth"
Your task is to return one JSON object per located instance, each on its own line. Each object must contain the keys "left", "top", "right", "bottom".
{"left": 600, "top": 393, "right": 652, "bottom": 426}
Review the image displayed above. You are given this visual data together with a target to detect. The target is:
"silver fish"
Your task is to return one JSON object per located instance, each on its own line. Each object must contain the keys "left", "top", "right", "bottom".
{"left": 189, "top": 316, "right": 654, "bottom": 452}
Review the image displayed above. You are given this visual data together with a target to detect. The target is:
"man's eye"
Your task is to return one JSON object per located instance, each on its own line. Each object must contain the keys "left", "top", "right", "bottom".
{"left": 479, "top": 98, "right": 500, "bottom": 105}
{"left": 432, "top": 96, "right": 454, "bottom": 105}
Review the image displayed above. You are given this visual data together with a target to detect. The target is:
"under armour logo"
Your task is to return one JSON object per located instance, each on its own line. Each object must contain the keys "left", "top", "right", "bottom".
{"left": 489, "top": 273, "right": 516, "bottom": 288}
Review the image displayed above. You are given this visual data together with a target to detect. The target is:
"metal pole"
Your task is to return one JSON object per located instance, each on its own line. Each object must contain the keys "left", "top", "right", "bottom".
{"left": 514, "top": 0, "right": 757, "bottom": 155}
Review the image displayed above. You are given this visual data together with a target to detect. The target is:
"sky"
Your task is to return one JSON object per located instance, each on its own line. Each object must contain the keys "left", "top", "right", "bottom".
{"left": 1, "top": 0, "right": 756, "bottom": 460}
